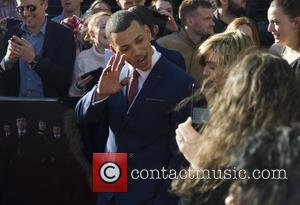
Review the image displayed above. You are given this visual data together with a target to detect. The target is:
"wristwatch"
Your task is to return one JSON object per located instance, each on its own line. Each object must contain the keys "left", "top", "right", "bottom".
{"left": 29, "top": 55, "right": 40, "bottom": 69}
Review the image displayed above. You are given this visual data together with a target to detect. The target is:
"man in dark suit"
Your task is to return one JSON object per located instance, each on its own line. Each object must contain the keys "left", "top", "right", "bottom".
{"left": 0, "top": 0, "right": 76, "bottom": 97}
{"left": 75, "top": 10, "right": 193, "bottom": 205}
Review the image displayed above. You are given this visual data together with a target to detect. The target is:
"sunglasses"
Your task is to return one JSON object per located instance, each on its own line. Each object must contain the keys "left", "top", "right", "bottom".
{"left": 16, "top": 4, "right": 37, "bottom": 14}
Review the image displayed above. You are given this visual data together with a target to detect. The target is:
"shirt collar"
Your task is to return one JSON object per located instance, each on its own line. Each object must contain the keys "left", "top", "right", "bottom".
{"left": 128, "top": 46, "right": 161, "bottom": 80}
{"left": 21, "top": 16, "right": 47, "bottom": 35}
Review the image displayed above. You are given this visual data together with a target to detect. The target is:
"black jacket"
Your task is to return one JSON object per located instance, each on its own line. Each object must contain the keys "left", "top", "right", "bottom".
{"left": 0, "top": 19, "right": 76, "bottom": 97}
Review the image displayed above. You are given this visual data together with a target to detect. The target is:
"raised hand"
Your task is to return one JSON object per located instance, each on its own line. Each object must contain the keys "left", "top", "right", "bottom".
{"left": 158, "top": 10, "right": 178, "bottom": 32}
{"left": 61, "top": 15, "right": 83, "bottom": 30}
{"left": 95, "top": 52, "right": 130, "bottom": 101}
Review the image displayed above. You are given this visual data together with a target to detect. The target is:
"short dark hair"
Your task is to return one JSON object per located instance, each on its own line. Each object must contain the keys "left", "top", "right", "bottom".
{"left": 128, "top": 6, "right": 155, "bottom": 30}
{"left": 179, "top": 0, "right": 213, "bottom": 24}
{"left": 105, "top": 10, "right": 144, "bottom": 42}
{"left": 128, "top": 5, "right": 167, "bottom": 38}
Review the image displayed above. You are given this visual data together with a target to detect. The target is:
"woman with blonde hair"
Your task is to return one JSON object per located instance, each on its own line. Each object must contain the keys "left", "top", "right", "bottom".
{"left": 175, "top": 31, "right": 253, "bottom": 130}
{"left": 69, "top": 12, "right": 111, "bottom": 97}
{"left": 174, "top": 50, "right": 300, "bottom": 205}
{"left": 178, "top": 31, "right": 253, "bottom": 107}
{"left": 225, "top": 16, "right": 260, "bottom": 46}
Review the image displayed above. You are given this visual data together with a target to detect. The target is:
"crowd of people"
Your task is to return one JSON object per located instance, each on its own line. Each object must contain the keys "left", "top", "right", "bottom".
{"left": 0, "top": 0, "right": 300, "bottom": 205}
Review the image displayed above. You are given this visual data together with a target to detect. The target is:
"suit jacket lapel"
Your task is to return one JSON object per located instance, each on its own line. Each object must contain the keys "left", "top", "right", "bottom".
{"left": 126, "top": 57, "right": 166, "bottom": 118}
{"left": 41, "top": 19, "right": 52, "bottom": 56}
{"left": 14, "top": 26, "right": 23, "bottom": 95}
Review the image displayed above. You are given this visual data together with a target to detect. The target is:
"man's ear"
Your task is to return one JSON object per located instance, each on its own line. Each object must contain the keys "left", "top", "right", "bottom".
{"left": 294, "top": 16, "right": 300, "bottom": 28}
{"left": 109, "top": 44, "right": 116, "bottom": 54}
{"left": 42, "top": 0, "right": 49, "bottom": 10}
{"left": 185, "top": 16, "right": 193, "bottom": 28}
{"left": 144, "top": 25, "right": 152, "bottom": 40}
{"left": 153, "top": 25, "right": 159, "bottom": 38}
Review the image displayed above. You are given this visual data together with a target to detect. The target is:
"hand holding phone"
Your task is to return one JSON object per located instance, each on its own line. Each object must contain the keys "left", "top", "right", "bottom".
{"left": 6, "top": 35, "right": 21, "bottom": 62}
{"left": 8, "top": 35, "right": 35, "bottom": 63}
{"left": 80, "top": 67, "right": 103, "bottom": 79}
{"left": 77, "top": 67, "right": 104, "bottom": 89}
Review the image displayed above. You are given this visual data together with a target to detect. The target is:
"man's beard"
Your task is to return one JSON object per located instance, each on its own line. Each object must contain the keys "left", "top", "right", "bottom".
{"left": 195, "top": 29, "right": 213, "bottom": 42}
{"left": 193, "top": 24, "right": 214, "bottom": 42}
{"left": 228, "top": 0, "right": 246, "bottom": 17}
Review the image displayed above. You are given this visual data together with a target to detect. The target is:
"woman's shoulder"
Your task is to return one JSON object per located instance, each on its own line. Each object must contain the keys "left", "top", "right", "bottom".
{"left": 269, "top": 43, "right": 286, "bottom": 55}
{"left": 76, "top": 48, "right": 94, "bottom": 59}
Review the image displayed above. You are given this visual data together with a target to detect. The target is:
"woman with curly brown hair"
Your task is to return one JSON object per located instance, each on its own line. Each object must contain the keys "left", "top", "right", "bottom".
{"left": 225, "top": 125, "right": 300, "bottom": 205}
{"left": 174, "top": 50, "right": 300, "bottom": 205}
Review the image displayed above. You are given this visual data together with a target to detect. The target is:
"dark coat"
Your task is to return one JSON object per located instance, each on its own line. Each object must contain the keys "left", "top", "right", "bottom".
{"left": 75, "top": 55, "right": 193, "bottom": 205}
{"left": 0, "top": 19, "right": 76, "bottom": 97}
{"left": 152, "top": 40, "right": 186, "bottom": 71}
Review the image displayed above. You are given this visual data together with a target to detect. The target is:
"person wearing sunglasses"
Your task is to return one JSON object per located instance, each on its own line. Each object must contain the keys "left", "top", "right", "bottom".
{"left": 0, "top": 0, "right": 76, "bottom": 98}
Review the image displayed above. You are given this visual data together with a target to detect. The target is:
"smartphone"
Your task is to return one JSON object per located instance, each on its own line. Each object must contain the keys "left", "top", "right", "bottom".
{"left": 70, "top": 15, "right": 82, "bottom": 29}
{"left": 190, "top": 83, "right": 209, "bottom": 128}
{"left": 6, "top": 18, "right": 22, "bottom": 28}
{"left": 79, "top": 67, "right": 104, "bottom": 90}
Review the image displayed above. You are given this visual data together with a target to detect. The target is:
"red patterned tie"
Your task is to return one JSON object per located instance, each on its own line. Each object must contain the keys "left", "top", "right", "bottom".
{"left": 128, "top": 70, "right": 139, "bottom": 105}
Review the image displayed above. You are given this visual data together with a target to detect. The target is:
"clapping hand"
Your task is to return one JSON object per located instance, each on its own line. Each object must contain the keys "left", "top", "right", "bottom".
{"left": 6, "top": 35, "right": 35, "bottom": 63}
